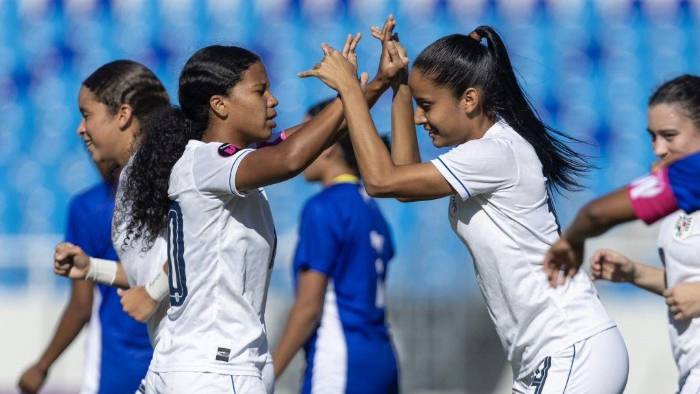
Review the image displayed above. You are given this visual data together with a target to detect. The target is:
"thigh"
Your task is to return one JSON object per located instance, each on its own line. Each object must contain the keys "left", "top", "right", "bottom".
{"left": 513, "top": 353, "right": 575, "bottom": 394}
{"left": 565, "top": 328, "right": 629, "bottom": 394}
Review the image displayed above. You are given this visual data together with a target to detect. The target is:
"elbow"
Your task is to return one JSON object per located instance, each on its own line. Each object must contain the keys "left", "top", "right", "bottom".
{"left": 363, "top": 176, "right": 395, "bottom": 198}
{"left": 582, "top": 201, "right": 613, "bottom": 229}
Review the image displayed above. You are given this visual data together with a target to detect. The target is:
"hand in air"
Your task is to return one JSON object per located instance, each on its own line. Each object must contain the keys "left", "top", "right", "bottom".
{"left": 17, "top": 364, "right": 47, "bottom": 394}
{"left": 118, "top": 286, "right": 158, "bottom": 322}
{"left": 590, "top": 249, "right": 636, "bottom": 283}
{"left": 298, "top": 44, "right": 363, "bottom": 93}
{"left": 53, "top": 242, "right": 90, "bottom": 280}
{"left": 665, "top": 282, "right": 700, "bottom": 321}
{"left": 371, "top": 14, "right": 409, "bottom": 86}
{"left": 543, "top": 237, "right": 584, "bottom": 287}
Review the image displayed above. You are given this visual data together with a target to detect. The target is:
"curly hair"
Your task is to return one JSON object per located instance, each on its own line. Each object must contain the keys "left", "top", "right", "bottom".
{"left": 121, "top": 45, "right": 260, "bottom": 248}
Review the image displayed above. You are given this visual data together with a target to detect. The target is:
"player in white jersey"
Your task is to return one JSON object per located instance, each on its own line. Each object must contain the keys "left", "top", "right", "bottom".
{"left": 120, "top": 36, "right": 403, "bottom": 393}
{"left": 301, "top": 19, "right": 629, "bottom": 393}
{"left": 52, "top": 61, "right": 175, "bottom": 393}
{"left": 590, "top": 75, "right": 700, "bottom": 393}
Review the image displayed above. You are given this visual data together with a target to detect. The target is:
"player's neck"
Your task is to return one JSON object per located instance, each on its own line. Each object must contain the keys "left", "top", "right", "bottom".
{"left": 321, "top": 164, "right": 357, "bottom": 187}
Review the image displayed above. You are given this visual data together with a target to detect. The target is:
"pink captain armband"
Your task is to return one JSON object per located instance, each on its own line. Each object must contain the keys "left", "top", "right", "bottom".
{"left": 255, "top": 130, "right": 288, "bottom": 149}
{"left": 627, "top": 167, "right": 679, "bottom": 224}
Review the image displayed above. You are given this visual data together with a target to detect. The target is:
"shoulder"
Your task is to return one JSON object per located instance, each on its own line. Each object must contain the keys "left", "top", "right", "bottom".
{"left": 69, "top": 182, "right": 111, "bottom": 213}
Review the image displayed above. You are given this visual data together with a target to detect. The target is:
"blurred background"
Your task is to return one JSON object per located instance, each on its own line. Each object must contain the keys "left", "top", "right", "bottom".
{"left": 0, "top": 0, "right": 697, "bottom": 392}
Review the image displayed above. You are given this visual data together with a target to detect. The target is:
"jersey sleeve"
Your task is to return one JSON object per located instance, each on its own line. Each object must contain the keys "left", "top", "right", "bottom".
{"left": 668, "top": 152, "right": 700, "bottom": 214}
{"left": 292, "top": 199, "right": 340, "bottom": 276}
{"left": 192, "top": 144, "right": 254, "bottom": 197}
{"left": 628, "top": 167, "right": 679, "bottom": 224}
{"left": 430, "top": 139, "right": 518, "bottom": 200}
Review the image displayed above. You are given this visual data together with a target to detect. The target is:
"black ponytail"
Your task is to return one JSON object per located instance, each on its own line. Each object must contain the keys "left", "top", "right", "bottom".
{"left": 414, "top": 26, "right": 591, "bottom": 192}
{"left": 122, "top": 45, "right": 260, "bottom": 248}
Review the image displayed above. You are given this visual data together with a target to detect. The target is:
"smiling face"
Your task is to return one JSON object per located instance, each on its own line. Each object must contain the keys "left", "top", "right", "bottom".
{"left": 219, "top": 62, "right": 278, "bottom": 146}
{"left": 647, "top": 103, "right": 700, "bottom": 163}
{"left": 408, "top": 69, "right": 476, "bottom": 148}
{"left": 77, "top": 86, "right": 133, "bottom": 164}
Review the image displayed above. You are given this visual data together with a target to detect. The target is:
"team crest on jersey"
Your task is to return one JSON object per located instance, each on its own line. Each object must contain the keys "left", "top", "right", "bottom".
{"left": 218, "top": 143, "right": 240, "bottom": 157}
{"left": 674, "top": 215, "right": 695, "bottom": 240}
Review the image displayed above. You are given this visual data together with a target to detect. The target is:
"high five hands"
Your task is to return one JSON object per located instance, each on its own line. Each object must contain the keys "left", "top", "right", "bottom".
{"left": 299, "top": 15, "right": 409, "bottom": 93}
{"left": 371, "top": 15, "right": 409, "bottom": 88}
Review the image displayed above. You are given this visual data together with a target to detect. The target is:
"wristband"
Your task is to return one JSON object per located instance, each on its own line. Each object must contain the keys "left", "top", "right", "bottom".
{"left": 86, "top": 258, "right": 117, "bottom": 286}
{"left": 144, "top": 268, "right": 170, "bottom": 302}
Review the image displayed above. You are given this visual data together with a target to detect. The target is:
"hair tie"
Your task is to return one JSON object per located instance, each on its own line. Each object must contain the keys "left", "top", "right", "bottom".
{"left": 469, "top": 31, "right": 482, "bottom": 42}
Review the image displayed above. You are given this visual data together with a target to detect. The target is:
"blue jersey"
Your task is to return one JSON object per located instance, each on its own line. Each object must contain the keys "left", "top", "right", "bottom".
{"left": 629, "top": 151, "right": 700, "bottom": 224}
{"left": 65, "top": 182, "right": 152, "bottom": 394}
{"left": 293, "top": 182, "right": 399, "bottom": 394}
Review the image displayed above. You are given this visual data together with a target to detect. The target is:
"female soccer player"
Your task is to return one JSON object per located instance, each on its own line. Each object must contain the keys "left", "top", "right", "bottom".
{"left": 580, "top": 75, "right": 700, "bottom": 393}
{"left": 301, "top": 22, "right": 629, "bottom": 393}
{"left": 52, "top": 60, "right": 173, "bottom": 380}
{"left": 20, "top": 158, "right": 152, "bottom": 394}
{"left": 122, "top": 33, "right": 400, "bottom": 393}
{"left": 273, "top": 99, "right": 398, "bottom": 394}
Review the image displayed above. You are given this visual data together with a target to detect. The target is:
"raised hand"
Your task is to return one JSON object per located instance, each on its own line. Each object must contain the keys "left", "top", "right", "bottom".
{"left": 340, "top": 32, "right": 362, "bottom": 75}
{"left": 590, "top": 249, "right": 636, "bottom": 283}
{"left": 543, "top": 237, "right": 584, "bottom": 287}
{"left": 298, "top": 44, "right": 361, "bottom": 93}
{"left": 371, "top": 15, "right": 409, "bottom": 86}
{"left": 53, "top": 242, "right": 90, "bottom": 280}
{"left": 118, "top": 286, "right": 158, "bottom": 322}
{"left": 665, "top": 282, "right": 700, "bottom": 321}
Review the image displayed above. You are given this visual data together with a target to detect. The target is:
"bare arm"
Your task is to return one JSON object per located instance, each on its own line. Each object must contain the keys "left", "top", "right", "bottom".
{"left": 237, "top": 35, "right": 391, "bottom": 192}
{"left": 544, "top": 187, "right": 638, "bottom": 287}
{"left": 273, "top": 271, "right": 328, "bottom": 378}
{"left": 564, "top": 187, "right": 636, "bottom": 245}
{"left": 18, "top": 279, "right": 93, "bottom": 393}
{"left": 390, "top": 83, "right": 420, "bottom": 165}
{"left": 590, "top": 248, "right": 665, "bottom": 295}
{"left": 113, "top": 263, "right": 129, "bottom": 289}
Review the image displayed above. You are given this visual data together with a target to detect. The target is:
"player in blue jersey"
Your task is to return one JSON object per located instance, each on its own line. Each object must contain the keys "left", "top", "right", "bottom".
{"left": 273, "top": 99, "right": 399, "bottom": 394}
{"left": 18, "top": 160, "right": 152, "bottom": 394}
{"left": 543, "top": 149, "right": 700, "bottom": 287}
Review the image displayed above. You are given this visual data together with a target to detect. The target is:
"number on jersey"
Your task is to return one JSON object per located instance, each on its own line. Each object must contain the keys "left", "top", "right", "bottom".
{"left": 167, "top": 202, "right": 188, "bottom": 306}
{"left": 370, "top": 230, "right": 386, "bottom": 309}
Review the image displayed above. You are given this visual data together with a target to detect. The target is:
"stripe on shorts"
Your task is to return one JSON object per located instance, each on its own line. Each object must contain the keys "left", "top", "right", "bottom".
{"left": 532, "top": 356, "right": 552, "bottom": 394}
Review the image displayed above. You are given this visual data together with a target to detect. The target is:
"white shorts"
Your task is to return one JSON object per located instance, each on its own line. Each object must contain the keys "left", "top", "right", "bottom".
{"left": 513, "top": 327, "right": 629, "bottom": 394}
{"left": 143, "top": 371, "right": 268, "bottom": 394}
{"left": 679, "top": 368, "right": 700, "bottom": 394}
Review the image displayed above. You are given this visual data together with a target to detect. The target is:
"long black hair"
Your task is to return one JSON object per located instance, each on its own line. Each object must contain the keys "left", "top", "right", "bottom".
{"left": 121, "top": 45, "right": 261, "bottom": 248}
{"left": 82, "top": 60, "right": 170, "bottom": 119}
{"left": 649, "top": 74, "right": 700, "bottom": 128}
{"left": 413, "top": 26, "right": 590, "bottom": 192}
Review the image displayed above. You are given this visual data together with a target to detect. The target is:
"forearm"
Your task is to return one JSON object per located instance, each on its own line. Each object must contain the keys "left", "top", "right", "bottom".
{"left": 36, "top": 281, "right": 93, "bottom": 371}
{"left": 273, "top": 304, "right": 321, "bottom": 377}
{"left": 630, "top": 263, "right": 666, "bottom": 295}
{"left": 113, "top": 263, "right": 130, "bottom": 289}
{"left": 390, "top": 84, "right": 420, "bottom": 165}
{"left": 338, "top": 82, "right": 397, "bottom": 188}
{"left": 564, "top": 187, "right": 636, "bottom": 245}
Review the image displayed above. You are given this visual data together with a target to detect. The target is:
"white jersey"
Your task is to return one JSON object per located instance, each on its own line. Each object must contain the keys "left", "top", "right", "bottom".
{"left": 112, "top": 158, "right": 169, "bottom": 346}
{"left": 151, "top": 140, "right": 276, "bottom": 376}
{"left": 431, "top": 119, "right": 615, "bottom": 379}
{"left": 659, "top": 211, "right": 700, "bottom": 380}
